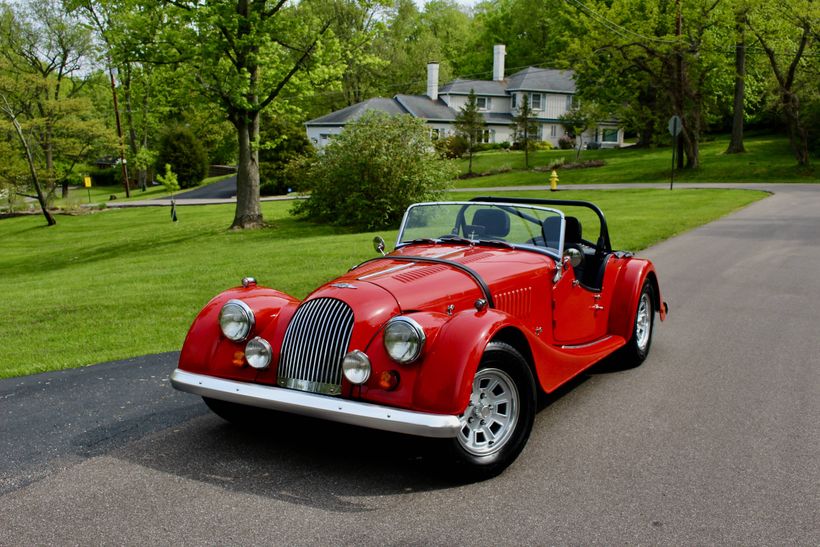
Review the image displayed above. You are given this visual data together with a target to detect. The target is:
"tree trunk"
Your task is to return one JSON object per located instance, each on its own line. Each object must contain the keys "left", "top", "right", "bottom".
{"left": 3, "top": 102, "right": 56, "bottom": 226}
{"left": 726, "top": 16, "right": 747, "bottom": 154}
{"left": 232, "top": 113, "right": 264, "bottom": 229}
{"left": 782, "top": 92, "right": 810, "bottom": 166}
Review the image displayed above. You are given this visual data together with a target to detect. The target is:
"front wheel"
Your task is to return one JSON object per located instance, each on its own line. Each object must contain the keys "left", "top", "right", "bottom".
{"left": 447, "top": 341, "right": 536, "bottom": 481}
{"left": 619, "top": 281, "right": 655, "bottom": 367}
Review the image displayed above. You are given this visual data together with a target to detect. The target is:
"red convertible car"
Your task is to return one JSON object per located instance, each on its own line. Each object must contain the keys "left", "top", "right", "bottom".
{"left": 172, "top": 196, "right": 666, "bottom": 478}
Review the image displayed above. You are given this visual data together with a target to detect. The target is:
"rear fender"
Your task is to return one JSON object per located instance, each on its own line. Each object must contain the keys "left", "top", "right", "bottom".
{"left": 178, "top": 286, "right": 300, "bottom": 380}
{"left": 609, "top": 259, "right": 666, "bottom": 340}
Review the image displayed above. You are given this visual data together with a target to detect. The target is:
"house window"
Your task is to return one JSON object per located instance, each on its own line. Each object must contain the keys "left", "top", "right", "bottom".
{"left": 430, "top": 128, "right": 441, "bottom": 140}
{"left": 511, "top": 93, "right": 517, "bottom": 109}
{"left": 601, "top": 128, "right": 619, "bottom": 142}
{"left": 480, "top": 129, "right": 494, "bottom": 143}
{"left": 565, "top": 95, "right": 575, "bottom": 111}
{"left": 550, "top": 124, "right": 557, "bottom": 137}
{"left": 530, "top": 93, "right": 542, "bottom": 110}
{"left": 476, "top": 97, "right": 490, "bottom": 110}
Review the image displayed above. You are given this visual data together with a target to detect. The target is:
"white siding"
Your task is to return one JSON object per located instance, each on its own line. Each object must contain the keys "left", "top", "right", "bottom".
{"left": 543, "top": 94, "right": 570, "bottom": 119}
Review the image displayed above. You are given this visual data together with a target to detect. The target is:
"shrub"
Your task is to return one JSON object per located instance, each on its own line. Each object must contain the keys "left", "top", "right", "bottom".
{"left": 293, "top": 111, "right": 457, "bottom": 230}
{"left": 89, "top": 167, "right": 118, "bottom": 186}
{"left": 435, "top": 135, "right": 469, "bottom": 158}
{"left": 558, "top": 135, "right": 575, "bottom": 150}
{"left": 259, "top": 115, "right": 315, "bottom": 196}
{"left": 533, "top": 141, "right": 553, "bottom": 151}
{"left": 155, "top": 126, "right": 207, "bottom": 188}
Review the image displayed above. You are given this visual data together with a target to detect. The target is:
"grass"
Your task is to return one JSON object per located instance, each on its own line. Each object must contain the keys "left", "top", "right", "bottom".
{"left": 0, "top": 188, "right": 766, "bottom": 379}
{"left": 455, "top": 133, "right": 817, "bottom": 187}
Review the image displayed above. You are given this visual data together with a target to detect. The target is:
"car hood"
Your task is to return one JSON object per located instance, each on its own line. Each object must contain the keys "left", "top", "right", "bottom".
{"left": 326, "top": 244, "right": 554, "bottom": 314}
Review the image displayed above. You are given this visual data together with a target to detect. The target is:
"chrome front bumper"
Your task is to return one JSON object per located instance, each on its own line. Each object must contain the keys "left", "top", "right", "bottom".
{"left": 170, "top": 369, "right": 461, "bottom": 438}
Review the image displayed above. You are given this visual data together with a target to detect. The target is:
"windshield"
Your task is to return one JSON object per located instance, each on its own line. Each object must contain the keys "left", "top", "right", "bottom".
{"left": 397, "top": 202, "right": 565, "bottom": 256}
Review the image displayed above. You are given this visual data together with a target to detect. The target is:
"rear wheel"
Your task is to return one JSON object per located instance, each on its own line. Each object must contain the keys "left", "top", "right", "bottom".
{"left": 448, "top": 341, "right": 536, "bottom": 481}
{"left": 620, "top": 281, "right": 655, "bottom": 367}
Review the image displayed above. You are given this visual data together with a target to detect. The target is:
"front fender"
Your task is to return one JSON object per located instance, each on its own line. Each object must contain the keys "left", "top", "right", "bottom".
{"left": 609, "top": 259, "right": 666, "bottom": 340}
{"left": 413, "top": 308, "right": 515, "bottom": 415}
{"left": 178, "top": 286, "right": 300, "bottom": 381}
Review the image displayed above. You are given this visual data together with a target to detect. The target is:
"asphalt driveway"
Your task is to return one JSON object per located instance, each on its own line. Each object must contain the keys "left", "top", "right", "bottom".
{"left": 1, "top": 184, "right": 817, "bottom": 544}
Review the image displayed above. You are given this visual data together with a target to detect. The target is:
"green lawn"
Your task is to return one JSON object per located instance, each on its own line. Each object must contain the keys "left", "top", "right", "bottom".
{"left": 0, "top": 188, "right": 765, "bottom": 379}
{"left": 455, "top": 133, "right": 817, "bottom": 187}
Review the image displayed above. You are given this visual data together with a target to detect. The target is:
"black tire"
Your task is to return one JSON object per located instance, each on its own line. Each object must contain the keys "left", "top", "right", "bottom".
{"left": 447, "top": 341, "right": 536, "bottom": 481}
{"left": 202, "top": 396, "right": 279, "bottom": 427}
{"left": 620, "top": 281, "right": 655, "bottom": 367}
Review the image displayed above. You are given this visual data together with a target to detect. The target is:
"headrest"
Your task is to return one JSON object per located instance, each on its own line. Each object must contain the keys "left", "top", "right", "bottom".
{"left": 564, "top": 216, "right": 582, "bottom": 243}
{"left": 472, "top": 208, "right": 510, "bottom": 238}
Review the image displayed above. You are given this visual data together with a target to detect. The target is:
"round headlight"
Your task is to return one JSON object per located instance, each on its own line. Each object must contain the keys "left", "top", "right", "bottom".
{"left": 342, "top": 350, "right": 371, "bottom": 385}
{"left": 245, "top": 337, "right": 272, "bottom": 369}
{"left": 383, "top": 317, "right": 425, "bottom": 364}
{"left": 219, "top": 299, "right": 255, "bottom": 341}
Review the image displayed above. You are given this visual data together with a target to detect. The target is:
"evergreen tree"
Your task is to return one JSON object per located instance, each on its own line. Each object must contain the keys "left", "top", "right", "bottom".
{"left": 454, "top": 89, "right": 486, "bottom": 175}
{"left": 512, "top": 94, "right": 537, "bottom": 168}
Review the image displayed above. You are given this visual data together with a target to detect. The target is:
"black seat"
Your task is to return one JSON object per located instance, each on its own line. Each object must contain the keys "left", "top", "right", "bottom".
{"left": 472, "top": 209, "right": 510, "bottom": 240}
{"left": 563, "top": 216, "right": 586, "bottom": 282}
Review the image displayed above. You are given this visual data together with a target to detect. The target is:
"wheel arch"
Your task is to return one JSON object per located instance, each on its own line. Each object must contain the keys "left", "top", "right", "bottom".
{"left": 490, "top": 326, "right": 538, "bottom": 390}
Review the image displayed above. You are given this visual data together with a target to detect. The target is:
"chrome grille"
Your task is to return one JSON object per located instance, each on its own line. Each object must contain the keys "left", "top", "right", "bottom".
{"left": 277, "top": 298, "right": 354, "bottom": 396}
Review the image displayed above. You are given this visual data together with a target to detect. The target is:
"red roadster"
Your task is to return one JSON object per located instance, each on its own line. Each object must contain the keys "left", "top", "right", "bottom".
{"left": 171, "top": 196, "right": 667, "bottom": 478}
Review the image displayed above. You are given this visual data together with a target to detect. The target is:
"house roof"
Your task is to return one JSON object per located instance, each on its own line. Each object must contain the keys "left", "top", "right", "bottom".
{"left": 506, "top": 67, "right": 575, "bottom": 93}
{"left": 305, "top": 98, "right": 407, "bottom": 126}
{"left": 438, "top": 78, "right": 508, "bottom": 96}
{"left": 394, "top": 94, "right": 457, "bottom": 121}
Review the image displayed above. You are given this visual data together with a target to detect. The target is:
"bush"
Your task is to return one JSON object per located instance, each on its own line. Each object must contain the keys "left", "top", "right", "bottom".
{"left": 435, "top": 135, "right": 469, "bottom": 158}
{"left": 558, "top": 135, "right": 575, "bottom": 150}
{"left": 293, "top": 111, "right": 457, "bottom": 230}
{"left": 533, "top": 141, "right": 553, "bottom": 151}
{"left": 89, "top": 167, "right": 118, "bottom": 186}
{"left": 259, "top": 116, "right": 315, "bottom": 196}
{"left": 155, "top": 126, "right": 207, "bottom": 189}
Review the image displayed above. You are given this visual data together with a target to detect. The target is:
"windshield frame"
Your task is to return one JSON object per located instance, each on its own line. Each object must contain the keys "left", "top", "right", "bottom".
{"left": 396, "top": 201, "right": 567, "bottom": 260}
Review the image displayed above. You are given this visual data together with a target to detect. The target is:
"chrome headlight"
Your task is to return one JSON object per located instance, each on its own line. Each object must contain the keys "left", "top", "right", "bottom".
{"left": 219, "top": 299, "right": 255, "bottom": 341}
{"left": 383, "top": 316, "right": 425, "bottom": 364}
{"left": 245, "top": 336, "right": 272, "bottom": 369}
{"left": 342, "top": 350, "right": 371, "bottom": 384}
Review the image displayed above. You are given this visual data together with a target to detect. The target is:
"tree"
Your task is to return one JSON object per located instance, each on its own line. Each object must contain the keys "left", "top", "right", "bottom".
{"left": 454, "top": 89, "right": 486, "bottom": 175}
{"left": 512, "top": 93, "right": 537, "bottom": 168}
{"left": 155, "top": 126, "right": 208, "bottom": 188}
{"left": 160, "top": 0, "right": 342, "bottom": 229}
{"left": 726, "top": 7, "right": 749, "bottom": 154}
{"left": 0, "top": 0, "right": 111, "bottom": 198}
{"left": 258, "top": 112, "right": 314, "bottom": 196}
{"left": 560, "top": 101, "right": 605, "bottom": 161}
{"left": 748, "top": 0, "right": 816, "bottom": 165}
{"left": 293, "top": 111, "right": 456, "bottom": 230}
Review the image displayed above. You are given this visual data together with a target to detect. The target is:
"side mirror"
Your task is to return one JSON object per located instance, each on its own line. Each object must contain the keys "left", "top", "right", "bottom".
{"left": 373, "top": 236, "right": 386, "bottom": 256}
{"left": 563, "top": 247, "right": 582, "bottom": 269}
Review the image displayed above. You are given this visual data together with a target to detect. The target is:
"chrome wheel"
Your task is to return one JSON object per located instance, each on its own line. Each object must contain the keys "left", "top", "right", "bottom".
{"left": 457, "top": 367, "right": 519, "bottom": 457}
{"left": 635, "top": 292, "right": 652, "bottom": 352}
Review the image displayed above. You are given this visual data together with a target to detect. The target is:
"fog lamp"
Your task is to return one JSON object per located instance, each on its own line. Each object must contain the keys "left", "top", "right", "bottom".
{"left": 245, "top": 337, "right": 272, "bottom": 369}
{"left": 342, "top": 350, "right": 371, "bottom": 385}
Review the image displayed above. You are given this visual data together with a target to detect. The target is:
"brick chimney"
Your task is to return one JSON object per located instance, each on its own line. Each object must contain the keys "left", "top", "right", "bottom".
{"left": 427, "top": 62, "right": 439, "bottom": 101}
{"left": 493, "top": 44, "right": 506, "bottom": 81}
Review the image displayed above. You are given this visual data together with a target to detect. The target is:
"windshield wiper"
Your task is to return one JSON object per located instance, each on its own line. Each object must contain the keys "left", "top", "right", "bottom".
{"left": 408, "top": 238, "right": 438, "bottom": 244}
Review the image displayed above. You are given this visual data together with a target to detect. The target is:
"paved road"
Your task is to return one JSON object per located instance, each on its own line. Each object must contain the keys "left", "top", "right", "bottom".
{"left": 1, "top": 185, "right": 818, "bottom": 544}
{"left": 170, "top": 176, "right": 237, "bottom": 200}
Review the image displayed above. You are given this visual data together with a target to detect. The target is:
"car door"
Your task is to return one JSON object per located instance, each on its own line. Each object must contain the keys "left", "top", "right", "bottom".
{"left": 551, "top": 259, "right": 608, "bottom": 345}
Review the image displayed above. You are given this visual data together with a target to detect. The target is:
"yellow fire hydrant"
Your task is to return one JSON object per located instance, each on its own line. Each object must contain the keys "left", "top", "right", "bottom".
{"left": 549, "top": 169, "right": 559, "bottom": 191}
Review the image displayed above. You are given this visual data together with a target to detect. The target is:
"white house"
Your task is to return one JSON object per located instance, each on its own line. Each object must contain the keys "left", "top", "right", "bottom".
{"left": 305, "top": 45, "right": 623, "bottom": 149}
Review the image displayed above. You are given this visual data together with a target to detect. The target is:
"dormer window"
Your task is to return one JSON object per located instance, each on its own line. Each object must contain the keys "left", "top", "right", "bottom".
{"left": 476, "top": 96, "right": 491, "bottom": 110}
{"left": 530, "top": 93, "right": 542, "bottom": 110}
